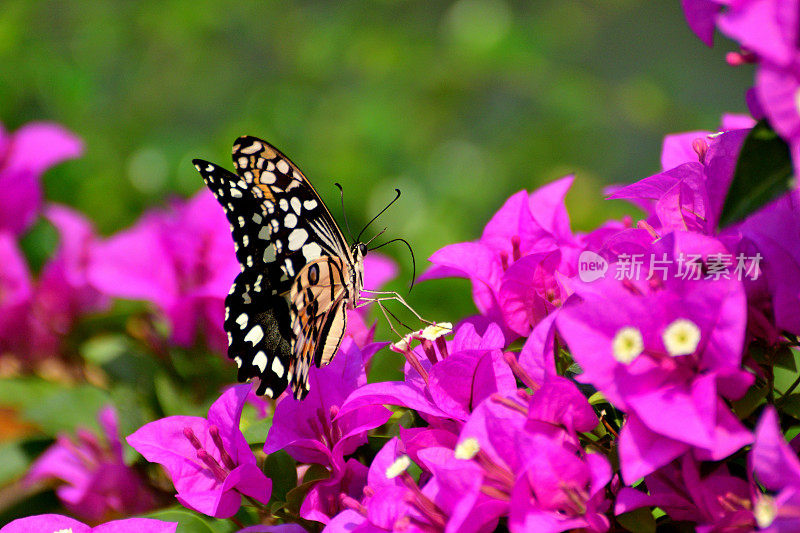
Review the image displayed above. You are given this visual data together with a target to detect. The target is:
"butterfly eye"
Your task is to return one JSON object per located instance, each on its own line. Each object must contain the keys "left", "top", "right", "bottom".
{"left": 358, "top": 243, "right": 368, "bottom": 256}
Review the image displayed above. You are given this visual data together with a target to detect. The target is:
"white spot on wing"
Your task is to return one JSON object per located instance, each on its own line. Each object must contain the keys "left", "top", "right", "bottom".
{"left": 290, "top": 197, "right": 302, "bottom": 215}
{"left": 240, "top": 141, "right": 262, "bottom": 154}
{"left": 303, "top": 199, "right": 318, "bottom": 210}
{"left": 288, "top": 228, "right": 308, "bottom": 251}
{"left": 279, "top": 198, "right": 289, "bottom": 211}
{"left": 253, "top": 351, "right": 268, "bottom": 372}
{"left": 264, "top": 246, "right": 276, "bottom": 263}
{"left": 236, "top": 313, "right": 249, "bottom": 329}
{"left": 262, "top": 171, "right": 276, "bottom": 184}
{"left": 276, "top": 159, "right": 290, "bottom": 174}
{"left": 245, "top": 325, "right": 264, "bottom": 345}
{"left": 302, "top": 242, "right": 323, "bottom": 261}
{"left": 231, "top": 188, "right": 243, "bottom": 198}
{"left": 272, "top": 357, "right": 285, "bottom": 377}
{"left": 285, "top": 213, "right": 297, "bottom": 228}
{"left": 252, "top": 213, "right": 262, "bottom": 224}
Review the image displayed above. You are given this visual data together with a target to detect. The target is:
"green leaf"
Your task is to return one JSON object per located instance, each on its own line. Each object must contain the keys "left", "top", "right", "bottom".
{"left": 588, "top": 391, "right": 607, "bottom": 405}
{"left": 80, "top": 334, "right": 130, "bottom": 365}
{"left": 144, "top": 507, "right": 234, "bottom": 533}
{"left": 22, "top": 385, "right": 111, "bottom": 435}
{"left": 155, "top": 372, "right": 203, "bottom": 417}
{"left": 719, "top": 120, "right": 794, "bottom": 227}
{"left": 774, "top": 345, "right": 797, "bottom": 371}
{"left": 0, "top": 441, "right": 31, "bottom": 485}
{"left": 616, "top": 506, "right": 656, "bottom": 533}
{"left": 731, "top": 383, "right": 769, "bottom": 419}
{"left": 263, "top": 450, "right": 297, "bottom": 503}
{"left": 284, "top": 465, "right": 330, "bottom": 518}
{"left": 779, "top": 393, "right": 800, "bottom": 422}
{"left": 0, "top": 378, "right": 60, "bottom": 408}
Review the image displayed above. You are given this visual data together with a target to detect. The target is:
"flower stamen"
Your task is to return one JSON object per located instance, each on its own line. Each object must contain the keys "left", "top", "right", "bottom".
{"left": 612, "top": 327, "right": 644, "bottom": 364}
{"left": 662, "top": 318, "right": 701, "bottom": 356}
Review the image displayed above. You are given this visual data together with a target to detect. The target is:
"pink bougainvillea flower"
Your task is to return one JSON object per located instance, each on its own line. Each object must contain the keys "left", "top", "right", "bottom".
{"left": 557, "top": 232, "right": 753, "bottom": 482}
{"left": 265, "top": 339, "right": 388, "bottom": 521}
{"left": 442, "top": 389, "right": 611, "bottom": 533}
{"left": 89, "top": 189, "right": 239, "bottom": 352}
{"left": 736, "top": 192, "right": 800, "bottom": 337}
{"left": 0, "top": 514, "right": 176, "bottom": 533}
{"left": 264, "top": 338, "right": 391, "bottom": 470}
{"left": 127, "top": 384, "right": 271, "bottom": 518}
{"left": 0, "top": 232, "right": 34, "bottom": 355}
{"left": 0, "top": 121, "right": 83, "bottom": 236}
{"left": 608, "top": 128, "right": 749, "bottom": 235}
{"left": 39, "top": 204, "right": 109, "bottom": 321}
{"left": 680, "top": 0, "right": 723, "bottom": 47}
{"left": 301, "top": 457, "right": 369, "bottom": 524}
{"left": 326, "top": 437, "right": 497, "bottom": 533}
{"left": 750, "top": 406, "right": 800, "bottom": 532}
{"left": 420, "top": 178, "right": 578, "bottom": 332}
{"left": 340, "top": 322, "right": 516, "bottom": 423}
{"left": 615, "top": 455, "right": 754, "bottom": 532}
{"left": 25, "top": 406, "right": 155, "bottom": 522}
{"left": 0, "top": 205, "right": 107, "bottom": 360}
{"left": 717, "top": 0, "right": 798, "bottom": 67}
{"left": 755, "top": 62, "right": 800, "bottom": 170}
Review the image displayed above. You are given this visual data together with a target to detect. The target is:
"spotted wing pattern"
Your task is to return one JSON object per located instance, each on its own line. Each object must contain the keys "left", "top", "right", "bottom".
{"left": 194, "top": 136, "right": 362, "bottom": 399}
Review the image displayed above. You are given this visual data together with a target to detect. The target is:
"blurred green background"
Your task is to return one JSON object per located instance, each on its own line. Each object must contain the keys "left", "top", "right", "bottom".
{"left": 0, "top": 0, "right": 751, "bottom": 323}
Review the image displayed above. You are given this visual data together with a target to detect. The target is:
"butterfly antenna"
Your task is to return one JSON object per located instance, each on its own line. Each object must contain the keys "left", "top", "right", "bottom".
{"left": 334, "top": 183, "right": 356, "bottom": 243}
{"left": 357, "top": 189, "right": 401, "bottom": 244}
{"left": 363, "top": 227, "right": 387, "bottom": 248}
{"left": 369, "top": 237, "right": 416, "bottom": 294}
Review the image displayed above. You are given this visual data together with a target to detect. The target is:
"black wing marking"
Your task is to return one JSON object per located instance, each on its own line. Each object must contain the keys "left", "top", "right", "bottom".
{"left": 195, "top": 137, "right": 360, "bottom": 400}
{"left": 193, "top": 159, "right": 270, "bottom": 274}
{"left": 224, "top": 270, "right": 293, "bottom": 397}
{"left": 231, "top": 135, "right": 353, "bottom": 263}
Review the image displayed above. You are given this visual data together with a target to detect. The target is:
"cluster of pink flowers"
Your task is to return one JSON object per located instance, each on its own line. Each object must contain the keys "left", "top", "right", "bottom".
{"left": 5, "top": 3, "right": 800, "bottom": 532}
{"left": 683, "top": 0, "right": 800, "bottom": 170}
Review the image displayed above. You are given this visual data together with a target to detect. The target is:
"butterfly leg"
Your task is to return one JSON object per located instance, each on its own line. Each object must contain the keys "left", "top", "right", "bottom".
{"left": 363, "top": 297, "right": 412, "bottom": 340}
{"left": 358, "top": 289, "right": 434, "bottom": 325}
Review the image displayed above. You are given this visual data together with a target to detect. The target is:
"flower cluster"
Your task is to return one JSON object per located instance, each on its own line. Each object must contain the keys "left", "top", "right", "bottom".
{"left": 0, "top": 122, "right": 106, "bottom": 363}
{"left": 6, "top": 6, "right": 800, "bottom": 531}
{"left": 682, "top": 0, "right": 800, "bottom": 171}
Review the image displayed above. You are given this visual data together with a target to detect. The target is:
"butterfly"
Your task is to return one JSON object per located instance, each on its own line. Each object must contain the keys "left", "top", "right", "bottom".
{"left": 193, "top": 136, "right": 366, "bottom": 399}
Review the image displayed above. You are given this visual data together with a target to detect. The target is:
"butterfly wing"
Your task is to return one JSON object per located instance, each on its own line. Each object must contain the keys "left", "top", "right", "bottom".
{"left": 196, "top": 136, "right": 360, "bottom": 399}
{"left": 194, "top": 159, "right": 293, "bottom": 396}
{"left": 230, "top": 137, "right": 360, "bottom": 399}
{"left": 287, "top": 257, "right": 350, "bottom": 396}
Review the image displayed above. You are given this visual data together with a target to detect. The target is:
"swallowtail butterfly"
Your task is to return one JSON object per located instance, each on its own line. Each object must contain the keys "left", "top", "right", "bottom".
{"left": 193, "top": 137, "right": 366, "bottom": 399}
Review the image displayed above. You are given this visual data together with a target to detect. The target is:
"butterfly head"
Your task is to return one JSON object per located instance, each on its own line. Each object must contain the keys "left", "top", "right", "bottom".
{"left": 349, "top": 242, "right": 367, "bottom": 307}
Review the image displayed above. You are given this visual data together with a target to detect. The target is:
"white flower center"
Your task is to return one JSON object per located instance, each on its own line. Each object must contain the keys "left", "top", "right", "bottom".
{"left": 53, "top": 529, "right": 74, "bottom": 533}
{"left": 421, "top": 322, "right": 453, "bottom": 341}
{"left": 454, "top": 437, "right": 480, "bottom": 460}
{"left": 662, "top": 319, "right": 701, "bottom": 356}
{"left": 754, "top": 494, "right": 776, "bottom": 528}
{"left": 385, "top": 454, "right": 411, "bottom": 479}
{"left": 612, "top": 327, "right": 644, "bottom": 364}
